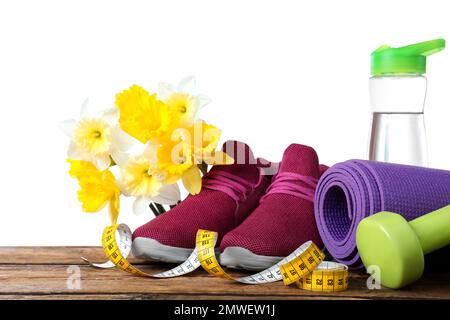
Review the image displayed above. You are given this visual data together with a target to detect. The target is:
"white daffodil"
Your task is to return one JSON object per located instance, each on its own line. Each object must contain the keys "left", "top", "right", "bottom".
{"left": 158, "top": 76, "right": 211, "bottom": 127}
{"left": 60, "top": 99, "right": 139, "bottom": 171}
{"left": 119, "top": 143, "right": 181, "bottom": 215}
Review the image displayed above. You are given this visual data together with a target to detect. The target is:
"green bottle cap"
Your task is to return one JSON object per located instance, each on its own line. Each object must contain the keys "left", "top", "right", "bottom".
{"left": 371, "top": 39, "right": 445, "bottom": 76}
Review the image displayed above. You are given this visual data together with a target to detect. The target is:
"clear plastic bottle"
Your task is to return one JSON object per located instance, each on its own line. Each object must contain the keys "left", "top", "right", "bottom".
{"left": 368, "top": 39, "right": 445, "bottom": 166}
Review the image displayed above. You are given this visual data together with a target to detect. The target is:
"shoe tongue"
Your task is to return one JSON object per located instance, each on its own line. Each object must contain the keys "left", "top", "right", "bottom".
{"left": 210, "top": 140, "right": 259, "bottom": 184}
{"left": 278, "top": 144, "right": 320, "bottom": 178}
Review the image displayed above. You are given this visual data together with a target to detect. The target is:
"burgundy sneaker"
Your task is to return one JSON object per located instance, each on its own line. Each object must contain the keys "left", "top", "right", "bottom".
{"left": 219, "top": 144, "right": 325, "bottom": 271}
{"left": 131, "top": 141, "right": 273, "bottom": 263}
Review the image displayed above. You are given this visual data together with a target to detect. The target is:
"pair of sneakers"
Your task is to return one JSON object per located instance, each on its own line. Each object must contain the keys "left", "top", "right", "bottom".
{"left": 132, "top": 141, "right": 326, "bottom": 271}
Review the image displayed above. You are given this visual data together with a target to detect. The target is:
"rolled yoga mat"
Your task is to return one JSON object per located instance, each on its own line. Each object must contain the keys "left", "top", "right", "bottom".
{"left": 314, "top": 160, "right": 450, "bottom": 267}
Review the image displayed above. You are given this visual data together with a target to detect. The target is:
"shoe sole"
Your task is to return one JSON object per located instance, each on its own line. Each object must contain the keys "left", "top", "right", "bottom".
{"left": 220, "top": 247, "right": 283, "bottom": 271}
{"left": 132, "top": 237, "right": 220, "bottom": 264}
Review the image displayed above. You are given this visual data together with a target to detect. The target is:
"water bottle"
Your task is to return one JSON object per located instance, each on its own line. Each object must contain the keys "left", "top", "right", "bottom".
{"left": 368, "top": 39, "right": 445, "bottom": 166}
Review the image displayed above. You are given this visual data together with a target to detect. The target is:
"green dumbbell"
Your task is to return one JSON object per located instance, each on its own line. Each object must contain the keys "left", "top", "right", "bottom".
{"left": 356, "top": 205, "right": 450, "bottom": 289}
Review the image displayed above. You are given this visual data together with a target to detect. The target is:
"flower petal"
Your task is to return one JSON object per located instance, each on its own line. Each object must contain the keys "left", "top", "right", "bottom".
{"left": 151, "top": 183, "right": 181, "bottom": 205}
{"left": 111, "top": 128, "right": 137, "bottom": 152}
{"left": 80, "top": 98, "right": 90, "bottom": 117}
{"left": 102, "top": 108, "right": 120, "bottom": 126}
{"left": 197, "top": 94, "right": 211, "bottom": 109}
{"left": 117, "top": 177, "right": 131, "bottom": 197}
{"left": 67, "top": 142, "right": 87, "bottom": 160}
{"left": 78, "top": 190, "right": 108, "bottom": 212}
{"left": 182, "top": 165, "right": 202, "bottom": 195}
{"left": 109, "top": 195, "right": 120, "bottom": 225}
{"left": 115, "top": 85, "right": 172, "bottom": 143}
{"left": 110, "top": 150, "right": 129, "bottom": 168}
{"left": 163, "top": 173, "right": 182, "bottom": 184}
{"left": 59, "top": 119, "right": 76, "bottom": 138}
{"left": 177, "top": 76, "right": 197, "bottom": 94}
{"left": 132, "top": 197, "right": 152, "bottom": 216}
{"left": 141, "top": 141, "right": 158, "bottom": 161}
{"left": 158, "top": 82, "right": 175, "bottom": 100}
{"left": 93, "top": 154, "right": 111, "bottom": 171}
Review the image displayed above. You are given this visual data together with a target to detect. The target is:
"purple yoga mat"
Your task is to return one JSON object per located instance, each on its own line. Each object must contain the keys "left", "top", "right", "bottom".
{"left": 314, "top": 160, "right": 450, "bottom": 267}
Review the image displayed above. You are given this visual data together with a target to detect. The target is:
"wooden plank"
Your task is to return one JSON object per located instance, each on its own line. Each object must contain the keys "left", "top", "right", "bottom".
{"left": 0, "top": 247, "right": 449, "bottom": 300}
{"left": 0, "top": 247, "right": 159, "bottom": 265}
{"left": 1, "top": 264, "right": 449, "bottom": 300}
{"left": 0, "top": 247, "right": 115, "bottom": 265}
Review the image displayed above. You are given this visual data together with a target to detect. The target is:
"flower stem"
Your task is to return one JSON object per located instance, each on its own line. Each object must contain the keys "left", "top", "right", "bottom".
{"left": 149, "top": 201, "right": 181, "bottom": 216}
{"left": 155, "top": 203, "right": 166, "bottom": 215}
{"left": 198, "top": 162, "right": 208, "bottom": 176}
{"left": 149, "top": 203, "right": 160, "bottom": 216}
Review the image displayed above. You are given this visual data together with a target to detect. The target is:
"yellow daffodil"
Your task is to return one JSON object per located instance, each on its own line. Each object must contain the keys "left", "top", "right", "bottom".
{"left": 61, "top": 100, "right": 138, "bottom": 170}
{"left": 155, "top": 121, "right": 234, "bottom": 195}
{"left": 158, "top": 76, "right": 211, "bottom": 127}
{"left": 186, "top": 120, "right": 234, "bottom": 165}
{"left": 119, "top": 143, "right": 180, "bottom": 215}
{"left": 157, "top": 131, "right": 195, "bottom": 178}
{"left": 156, "top": 130, "right": 202, "bottom": 195}
{"left": 68, "top": 160, "right": 120, "bottom": 224}
{"left": 115, "top": 85, "right": 172, "bottom": 143}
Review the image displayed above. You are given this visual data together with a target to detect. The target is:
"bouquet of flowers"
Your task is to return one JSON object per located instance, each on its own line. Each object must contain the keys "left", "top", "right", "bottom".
{"left": 61, "top": 77, "right": 232, "bottom": 224}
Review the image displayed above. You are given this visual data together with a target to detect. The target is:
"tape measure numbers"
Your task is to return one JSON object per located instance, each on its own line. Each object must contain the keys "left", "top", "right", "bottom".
{"left": 83, "top": 224, "right": 349, "bottom": 292}
{"left": 297, "top": 261, "right": 349, "bottom": 292}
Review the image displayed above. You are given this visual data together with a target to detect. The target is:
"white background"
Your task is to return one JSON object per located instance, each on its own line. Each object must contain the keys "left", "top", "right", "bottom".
{"left": 0, "top": 0, "right": 449, "bottom": 245}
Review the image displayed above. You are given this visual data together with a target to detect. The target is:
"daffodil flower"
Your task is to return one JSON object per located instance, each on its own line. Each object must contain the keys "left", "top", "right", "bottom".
{"left": 115, "top": 85, "right": 173, "bottom": 143}
{"left": 61, "top": 100, "right": 138, "bottom": 171}
{"left": 156, "top": 124, "right": 232, "bottom": 196}
{"left": 158, "top": 76, "right": 211, "bottom": 127}
{"left": 68, "top": 160, "right": 121, "bottom": 224}
{"left": 119, "top": 143, "right": 181, "bottom": 215}
{"left": 156, "top": 129, "right": 203, "bottom": 195}
{"left": 186, "top": 120, "right": 234, "bottom": 165}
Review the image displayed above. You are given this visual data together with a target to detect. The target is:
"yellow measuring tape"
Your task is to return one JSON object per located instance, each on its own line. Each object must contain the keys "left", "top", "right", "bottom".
{"left": 82, "top": 224, "right": 348, "bottom": 292}
{"left": 195, "top": 229, "right": 348, "bottom": 291}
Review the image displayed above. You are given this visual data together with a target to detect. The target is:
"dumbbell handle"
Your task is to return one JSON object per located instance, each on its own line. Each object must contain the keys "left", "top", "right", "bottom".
{"left": 409, "top": 205, "right": 450, "bottom": 255}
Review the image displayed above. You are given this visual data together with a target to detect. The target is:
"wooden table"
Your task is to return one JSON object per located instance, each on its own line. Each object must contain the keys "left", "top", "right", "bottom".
{"left": 1, "top": 247, "right": 449, "bottom": 300}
